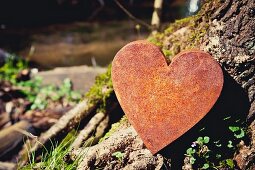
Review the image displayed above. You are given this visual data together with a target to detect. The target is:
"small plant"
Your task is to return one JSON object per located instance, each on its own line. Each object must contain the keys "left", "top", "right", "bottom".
{"left": 185, "top": 136, "right": 211, "bottom": 169}
{"left": 21, "top": 77, "right": 82, "bottom": 110}
{"left": 0, "top": 55, "right": 82, "bottom": 110}
{"left": 0, "top": 54, "right": 28, "bottom": 84}
{"left": 228, "top": 126, "right": 245, "bottom": 139}
{"left": 112, "top": 151, "right": 125, "bottom": 161}
{"left": 185, "top": 123, "right": 247, "bottom": 169}
{"left": 20, "top": 131, "right": 80, "bottom": 170}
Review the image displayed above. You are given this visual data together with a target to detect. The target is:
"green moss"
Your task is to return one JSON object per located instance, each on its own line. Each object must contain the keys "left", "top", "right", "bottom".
{"left": 85, "top": 64, "right": 113, "bottom": 107}
{"left": 99, "top": 116, "right": 129, "bottom": 142}
{"left": 147, "top": 0, "right": 218, "bottom": 62}
{"left": 164, "top": 16, "right": 197, "bottom": 36}
{"left": 162, "top": 49, "right": 173, "bottom": 58}
{"left": 147, "top": 33, "right": 164, "bottom": 48}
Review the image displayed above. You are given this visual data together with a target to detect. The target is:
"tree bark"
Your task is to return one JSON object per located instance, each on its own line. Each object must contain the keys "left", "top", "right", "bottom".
{"left": 202, "top": 1, "right": 255, "bottom": 168}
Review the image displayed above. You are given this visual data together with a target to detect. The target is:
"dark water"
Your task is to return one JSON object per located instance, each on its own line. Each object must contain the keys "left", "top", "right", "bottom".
{"left": 0, "top": 21, "right": 148, "bottom": 68}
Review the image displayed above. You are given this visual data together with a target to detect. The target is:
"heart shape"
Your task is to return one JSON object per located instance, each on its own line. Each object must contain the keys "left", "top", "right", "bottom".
{"left": 112, "top": 40, "right": 223, "bottom": 154}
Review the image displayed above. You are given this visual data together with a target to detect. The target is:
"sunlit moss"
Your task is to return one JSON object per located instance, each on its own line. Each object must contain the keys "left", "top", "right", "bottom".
{"left": 147, "top": 0, "right": 217, "bottom": 62}
{"left": 85, "top": 64, "right": 113, "bottom": 107}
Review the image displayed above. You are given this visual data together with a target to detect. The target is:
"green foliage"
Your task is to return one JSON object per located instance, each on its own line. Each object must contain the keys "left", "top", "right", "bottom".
{"left": 147, "top": 0, "right": 216, "bottom": 63}
{"left": 228, "top": 126, "right": 245, "bottom": 139}
{"left": 85, "top": 64, "right": 113, "bottom": 107}
{"left": 147, "top": 33, "right": 164, "bottom": 48}
{"left": 0, "top": 56, "right": 82, "bottom": 110}
{"left": 185, "top": 136, "right": 212, "bottom": 168}
{"left": 16, "top": 76, "right": 81, "bottom": 110}
{"left": 20, "top": 131, "right": 81, "bottom": 170}
{"left": 0, "top": 55, "right": 28, "bottom": 84}
{"left": 185, "top": 118, "right": 247, "bottom": 169}
{"left": 112, "top": 151, "right": 125, "bottom": 161}
{"left": 221, "top": 159, "right": 235, "bottom": 169}
{"left": 185, "top": 135, "right": 237, "bottom": 169}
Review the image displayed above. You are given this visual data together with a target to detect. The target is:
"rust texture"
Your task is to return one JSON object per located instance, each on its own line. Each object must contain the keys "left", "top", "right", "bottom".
{"left": 112, "top": 40, "right": 224, "bottom": 154}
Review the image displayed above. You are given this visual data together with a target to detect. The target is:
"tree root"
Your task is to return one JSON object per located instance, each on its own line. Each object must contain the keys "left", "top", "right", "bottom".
{"left": 0, "top": 121, "right": 32, "bottom": 159}
{"left": 18, "top": 99, "right": 98, "bottom": 165}
{"left": 74, "top": 126, "right": 170, "bottom": 170}
{"left": 85, "top": 113, "right": 109, "bottom": 146}
{"left": 70, "top": 111, "right": 107, "bottom": 150}
{"left": 0, "top": 162, "right": 16, "bottom": 170}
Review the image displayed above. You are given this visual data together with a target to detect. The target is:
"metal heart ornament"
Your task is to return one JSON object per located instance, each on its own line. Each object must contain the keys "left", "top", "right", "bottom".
{"left": 111, "top": 40, "right": 223, "bottom": 154}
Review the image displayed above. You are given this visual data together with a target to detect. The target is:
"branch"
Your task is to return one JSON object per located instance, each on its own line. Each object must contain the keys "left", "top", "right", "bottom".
{"left": 114, "top": 0, "right": 151, "bottom": 29}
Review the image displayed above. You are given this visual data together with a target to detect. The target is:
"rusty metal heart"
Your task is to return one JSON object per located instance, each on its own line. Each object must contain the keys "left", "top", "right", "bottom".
{"left": 112, "top": 40, "right": 223, "bottom": 154}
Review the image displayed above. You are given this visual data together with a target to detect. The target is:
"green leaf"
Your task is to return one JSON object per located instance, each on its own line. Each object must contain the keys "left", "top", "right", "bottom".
{"left": 197, "top": 137, "right": 204, "bottom": 144}
{"left": 226, "top": 159, "right": 234, "bottom": 168}
{"left": 186, "top": 148, "right": 195, "bottom": 155}
{"left": 31, "top": 104, "right": 36, "bottom": 110}
{"left": 216, "top": 143, "right": 222, "bottom": 147}
{"left": 227, "top": 140, "right": 233, "bottom": 148}
{"left": 214, "top": 140, "right": 222, "bottom": 147}
{"left": 70, "top": 91, "right": 82, "bottom": 100}
{"left": 234, "top": 128, "right": 245, "bottom": 139}
{"left": 190, "top": 157, "right": 196, "bottom": 164}
{"left": 201, "top": 163, "right": 209, "bottom": 169}
{"left": 229, "top": 126, "right": 240, "bottom": 132}
{"left": 112, "top": 151, "right": 124, "bottom": 161}
{"left": 203, "top": 136, "right": 210, "bottom": 144}
{"left": 223, "top": 116, "right": 231, "bottom": 120}
{"left": 216, "top": 154, "right": 222, "bottom": 159}
{"left": 63, "top": 78, "right": 72, "bottom": 89}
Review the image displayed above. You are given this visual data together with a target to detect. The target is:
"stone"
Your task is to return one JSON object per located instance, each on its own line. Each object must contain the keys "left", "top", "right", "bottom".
{"left": 112, "top": 40, "right": 224, "bottom": 154}
{"left": 34, "top": 65, "right": 106, "bottom": 93}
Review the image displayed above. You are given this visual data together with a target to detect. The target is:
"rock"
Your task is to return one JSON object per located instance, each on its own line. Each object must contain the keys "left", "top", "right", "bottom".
{"left": 34, "top": 65, "right": 106, "bottom": 93}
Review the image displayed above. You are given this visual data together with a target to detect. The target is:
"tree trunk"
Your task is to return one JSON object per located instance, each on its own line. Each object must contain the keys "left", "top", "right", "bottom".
{"left": 151, "top": 0, "right": 163, "bottom": 33}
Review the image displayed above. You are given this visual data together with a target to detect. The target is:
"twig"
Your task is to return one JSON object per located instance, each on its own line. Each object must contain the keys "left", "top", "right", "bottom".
{"left": 88, "top": 0, "right": 105, "bottom": 20}
{"left": 114, "top": 0, "right": 151, "bottom": 29}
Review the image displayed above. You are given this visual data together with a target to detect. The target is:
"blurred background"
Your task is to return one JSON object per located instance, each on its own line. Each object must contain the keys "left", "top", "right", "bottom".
{"left": 0, "top": 0, "right": 199, "bottom": 68}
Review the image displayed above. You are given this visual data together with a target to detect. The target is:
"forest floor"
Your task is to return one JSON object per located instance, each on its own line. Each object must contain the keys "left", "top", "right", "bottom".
{"left": 0, "top": 57, "right": 106, "bottom": 168}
